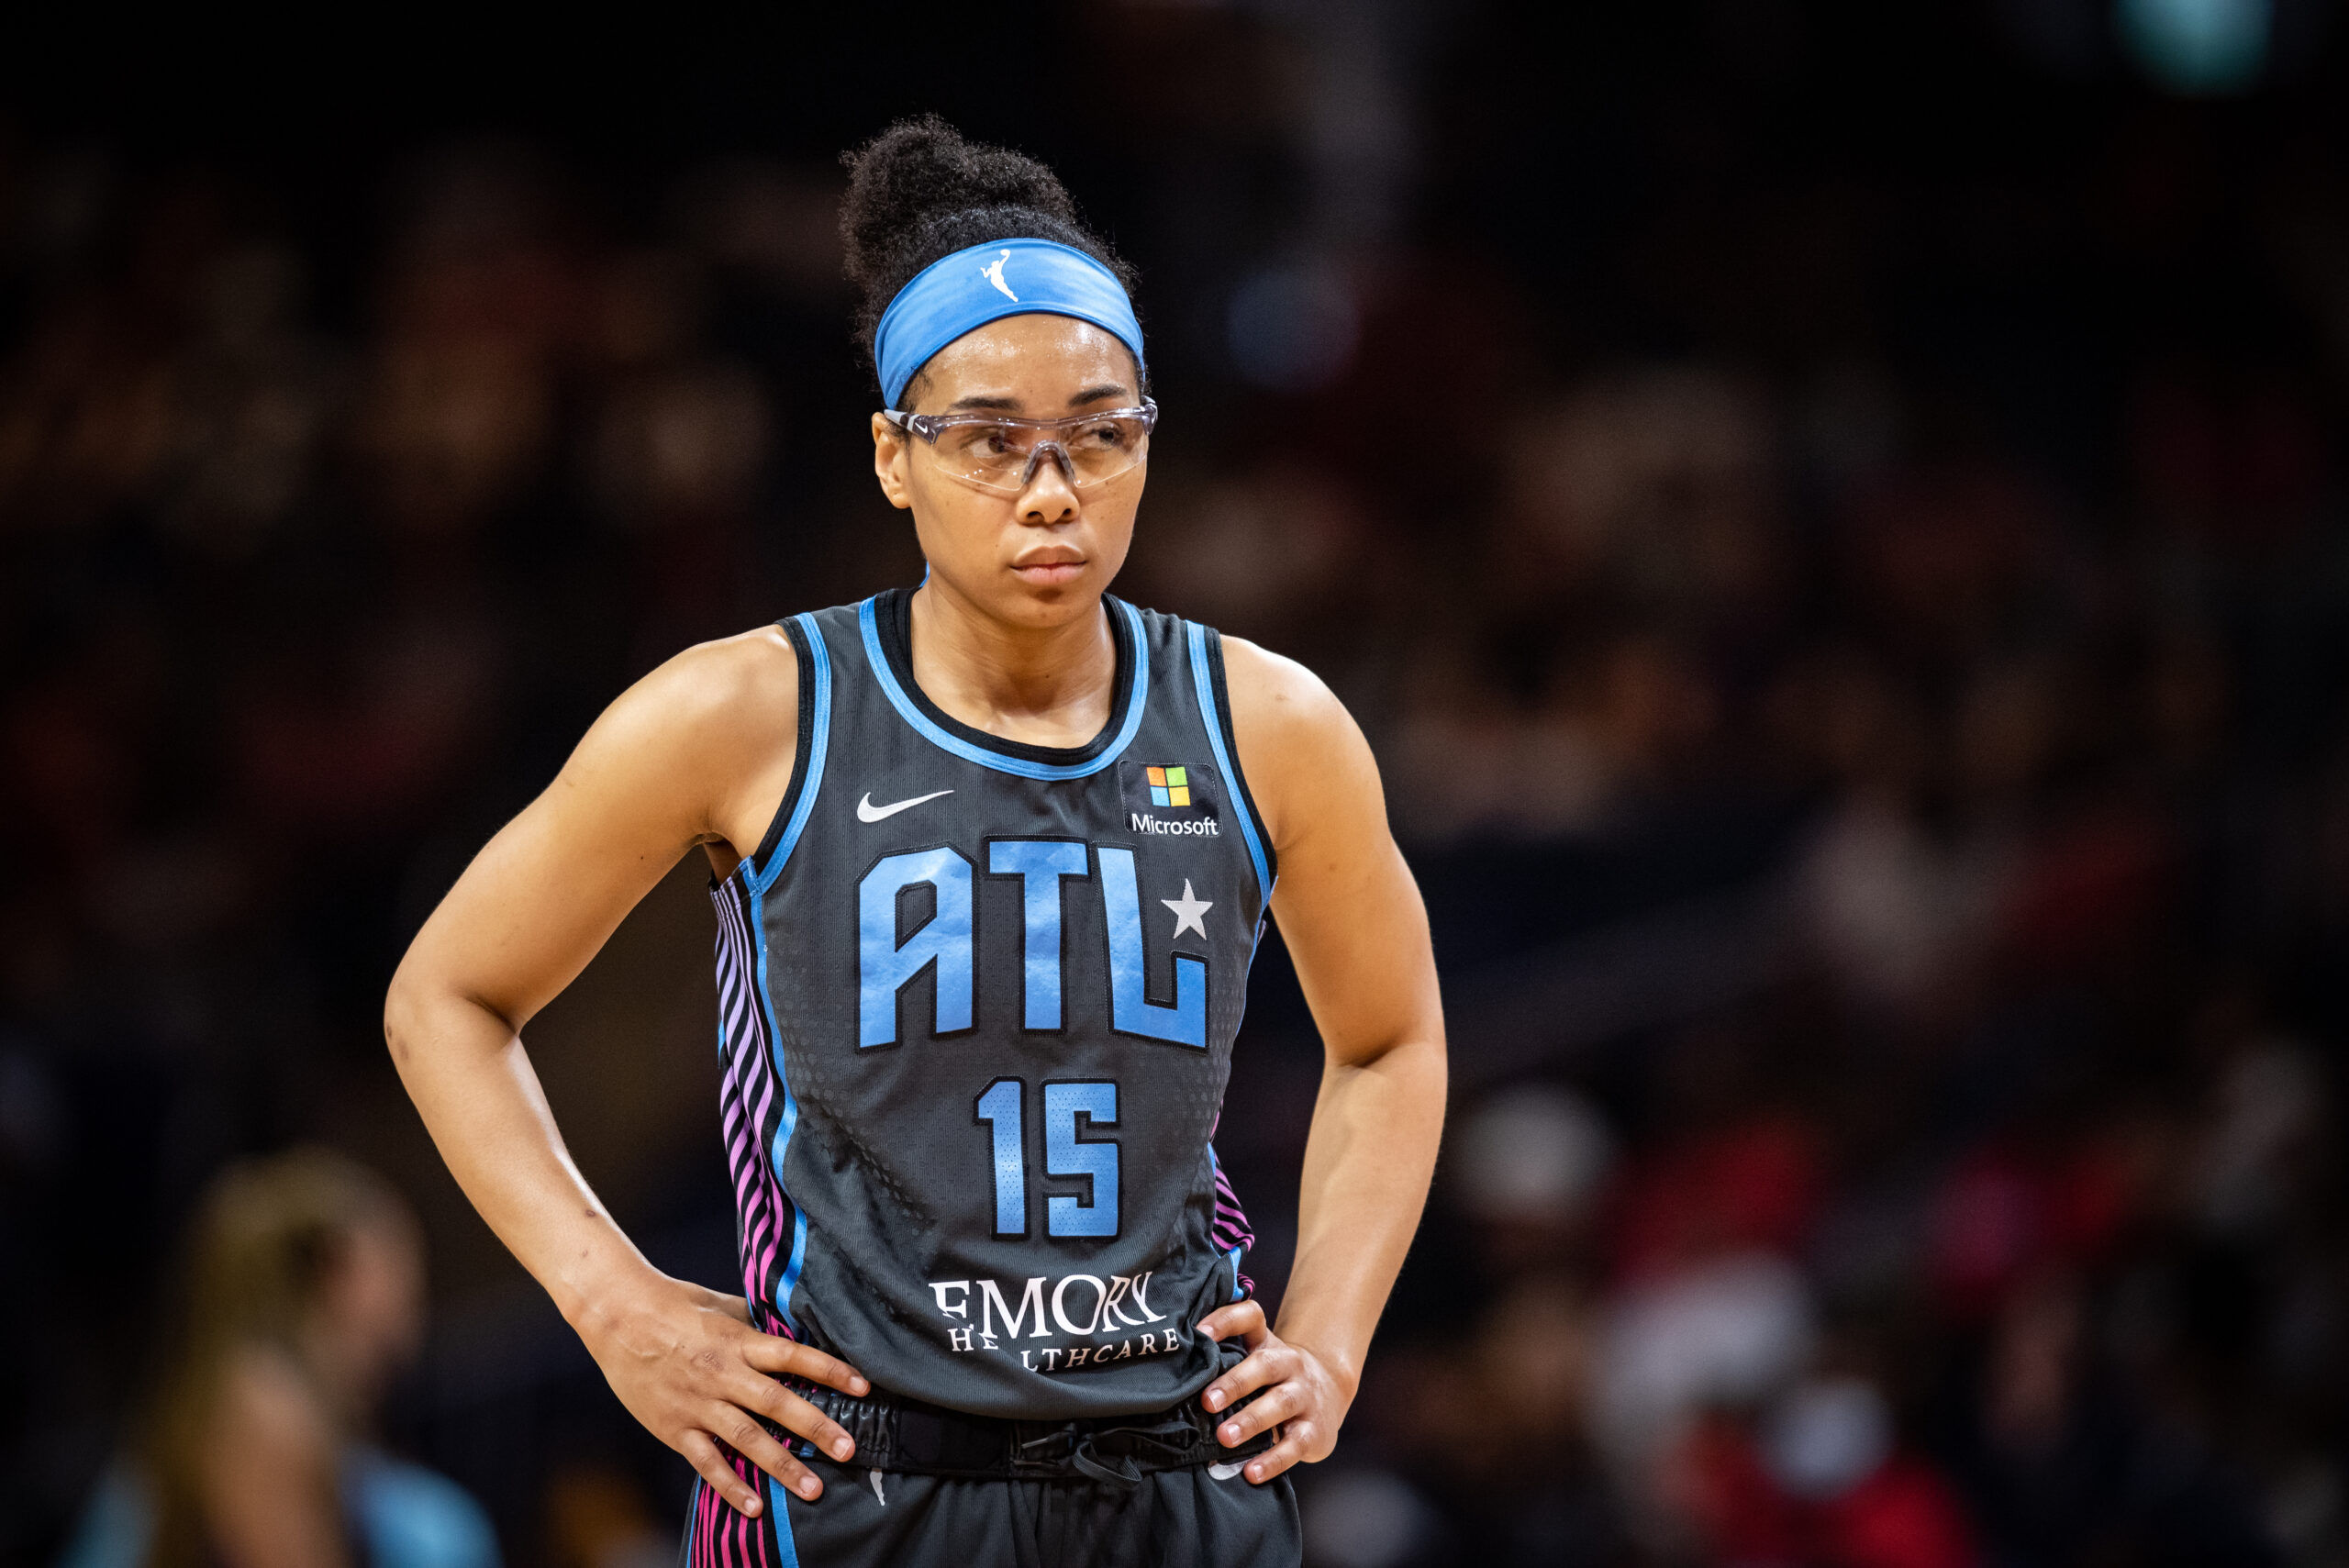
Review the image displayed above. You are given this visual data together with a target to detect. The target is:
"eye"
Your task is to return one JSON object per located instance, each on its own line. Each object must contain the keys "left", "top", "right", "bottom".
{"left": 1074, "top": 420, "right": 1130, "bottom": 451}
{"left": 949, "top": 424, "right": 1017, "bottom": 456}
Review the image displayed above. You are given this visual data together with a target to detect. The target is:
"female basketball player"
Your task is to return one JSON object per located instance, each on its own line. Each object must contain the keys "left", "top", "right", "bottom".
{"left": 385, "top": 119, "right": 1446, "bottom": 1567}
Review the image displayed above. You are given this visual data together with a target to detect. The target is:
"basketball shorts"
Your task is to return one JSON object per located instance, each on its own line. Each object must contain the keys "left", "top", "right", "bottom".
{"left": 680, "top": 1384, "right": 1300, "bottom": 1568}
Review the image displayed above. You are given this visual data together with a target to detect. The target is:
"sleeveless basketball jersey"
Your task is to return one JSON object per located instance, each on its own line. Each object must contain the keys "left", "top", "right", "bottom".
{"left": 707, "top": 588, "right": 1272, "bottom": 1420}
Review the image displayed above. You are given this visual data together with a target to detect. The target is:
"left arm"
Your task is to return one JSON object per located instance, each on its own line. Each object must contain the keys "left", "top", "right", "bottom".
{"left": 1197, "top": 637, "right": 1448, "bottom": 1483}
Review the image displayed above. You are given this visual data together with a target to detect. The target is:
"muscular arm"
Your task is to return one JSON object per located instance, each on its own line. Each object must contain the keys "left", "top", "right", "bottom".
{"left": 1197, "top": 638, "right": 1448, "bottom": 1481}
{"left": 384, "top": 628, "right": 866, "bottom": 1517}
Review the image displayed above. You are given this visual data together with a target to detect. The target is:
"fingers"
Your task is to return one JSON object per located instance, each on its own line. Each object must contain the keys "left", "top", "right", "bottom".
{"left": 1195, "top": 1298, "right": 1269, "bottom": 1350}
{"left": 1241, "top": 1419, "right": 1321, "bottom": 1485}
{"left": 707, "top": 1400, "right": 829, "bottom": 1502}
{"left": 680, "top": 1429, "right": 771, "bottom": 1517}
{"left": 740, "top": 1330, "right": 871, "bottom": 1397}
{"left": 1214, "top": 1379, "right": 1304, "bottom": 1448}
{"left": 682, "top": 1319, "right": 863, "bottom": 1500}
{"left": 1201, "top": 1337, "right": 1289, "bottom": 1416}
{"left": 1197, "top": 1302, "right": 1275, "bottom": 1416}
{"left": 733, "top": 1374, "right": 858, "bottom": 1463}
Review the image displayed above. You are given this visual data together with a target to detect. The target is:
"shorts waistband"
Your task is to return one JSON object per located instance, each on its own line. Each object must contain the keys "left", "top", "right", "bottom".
{"left": 783, "top": 1380, "right": 1275, "bottom": 1485}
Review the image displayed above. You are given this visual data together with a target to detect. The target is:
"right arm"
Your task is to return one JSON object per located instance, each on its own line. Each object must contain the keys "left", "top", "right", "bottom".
{"left": 383, "top": 628, "right": 865, "bottom": 1518}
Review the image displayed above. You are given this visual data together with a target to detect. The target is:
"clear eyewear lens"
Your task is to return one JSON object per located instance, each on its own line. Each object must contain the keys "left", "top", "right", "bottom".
{"left": 889, "top": 404, "right": 1155, "bottom": 495}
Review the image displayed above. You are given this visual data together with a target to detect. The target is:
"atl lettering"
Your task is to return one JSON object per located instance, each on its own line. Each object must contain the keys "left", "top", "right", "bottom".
{"left": 857, "top": 840, "right": 1207, "bottom": 1051}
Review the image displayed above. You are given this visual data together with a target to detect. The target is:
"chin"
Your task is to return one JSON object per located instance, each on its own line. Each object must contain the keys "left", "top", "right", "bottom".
{"left": 1006, "top": 562, "right": 1093, "bottom": 596}
{"left": 1004, "top": 578, "right": 1100, "bottom": 625}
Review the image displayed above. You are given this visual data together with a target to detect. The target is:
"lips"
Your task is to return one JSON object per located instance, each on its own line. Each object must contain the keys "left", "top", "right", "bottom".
{"left": 1013, "top": 552, "right": 1086, "bottom": 585}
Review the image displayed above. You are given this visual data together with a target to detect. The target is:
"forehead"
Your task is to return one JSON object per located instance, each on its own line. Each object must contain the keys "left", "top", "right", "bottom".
{"left": 910, "top": 314, "right": 1140, "bottom": 410}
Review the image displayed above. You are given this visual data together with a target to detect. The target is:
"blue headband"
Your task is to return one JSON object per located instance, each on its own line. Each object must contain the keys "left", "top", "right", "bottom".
{"left": 873, "top": 238, "right": 1145, "bottom": 407}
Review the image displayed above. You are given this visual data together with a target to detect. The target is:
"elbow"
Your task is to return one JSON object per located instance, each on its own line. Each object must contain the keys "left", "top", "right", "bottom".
{"left": 1418, "top": 1028, "right": 1450, "bottom": 1091}
{"left": 382, "top": 965, "right": 423, "bottom": 1069}
{"left": 381, "top": 955, "right": 456, "bottom": 1070}
{"left": 1399, "top": 1023, "right": 1449, "bottom": 1103}
{"left": 384, "top": 958, "right": 521, "bottom": 1072}
{"left": 1334, "top": 1023, "right": 1448, "bottom": 1080}
{"left": 1403, "top": 1005, "right": 1450, "bottom": 1071}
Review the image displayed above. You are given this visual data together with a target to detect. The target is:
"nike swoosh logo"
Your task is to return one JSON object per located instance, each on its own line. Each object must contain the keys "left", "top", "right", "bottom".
{"left": 856, "top": 789, "right": 954, "bottom": 823}
{"left": 1208, "top": 1462, "right": 1246, "bottom": 1482}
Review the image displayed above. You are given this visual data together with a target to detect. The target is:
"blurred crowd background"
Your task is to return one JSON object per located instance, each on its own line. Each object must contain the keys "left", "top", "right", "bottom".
{"left": 6, "top": 3, "right": 2349, "bottom": 1565}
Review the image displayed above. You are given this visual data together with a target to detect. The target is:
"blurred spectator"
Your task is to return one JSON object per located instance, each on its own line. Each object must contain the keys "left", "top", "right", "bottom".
{"left": 53, "top": 1149, "right": 497, "bottom": 1568}
{"left": 1451, "top": 1083, "right": 1615, "bottom": 1276}
{"left": 1595, "top": 1251, "right": 1815, "bottom": 1492}
{"left": 1937, "top": 1270, "right": 2281, "bottom": 1567}
{"left": 1674, "top": 1375, "right": 1977, "bottom": 1568}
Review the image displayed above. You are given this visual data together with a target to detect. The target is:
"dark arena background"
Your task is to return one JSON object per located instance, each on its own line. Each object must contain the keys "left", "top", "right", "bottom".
{"left": 6, "top": 4, "right": 2349, "bottom": 1564}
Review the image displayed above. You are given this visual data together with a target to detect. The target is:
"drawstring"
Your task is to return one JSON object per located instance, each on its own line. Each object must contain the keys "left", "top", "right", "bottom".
{"left": 793, "top": 1384, "right": 1269, "bottom": 1483}
{"left": 1013, "top": 1418, "right": 1200, "bottom": 1493}
{"left": 1068, "top": 1432, "right": 1143, "bottom": 1492}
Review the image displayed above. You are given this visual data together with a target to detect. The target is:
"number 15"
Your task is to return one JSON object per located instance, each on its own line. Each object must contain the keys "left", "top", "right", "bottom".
{"left": 974, "top": 1079, "right": 1119, "bottom": 1240}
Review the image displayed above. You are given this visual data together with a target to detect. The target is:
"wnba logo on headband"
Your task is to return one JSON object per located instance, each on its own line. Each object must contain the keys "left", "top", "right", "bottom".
{"left": 874, "top": 238, "right": 1145, "bottom": 407}
{"left": 980, "top": 250, "right": 1018, "bottom": 302}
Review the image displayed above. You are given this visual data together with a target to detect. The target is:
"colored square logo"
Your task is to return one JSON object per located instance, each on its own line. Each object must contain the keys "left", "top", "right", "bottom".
{"left": 1120, "top": 762, "right": 1221, "bottom": 830}
{"left": 1146, "top": 765, "right": 1191, "bottom": 807}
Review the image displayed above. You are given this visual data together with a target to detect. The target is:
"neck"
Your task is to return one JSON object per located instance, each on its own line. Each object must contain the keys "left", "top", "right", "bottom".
{"left": 269, "top": 1324, "right": 362, "bottom": 1432}
{"left": 907, "top": 578, "right": 1117, "bottom": 749}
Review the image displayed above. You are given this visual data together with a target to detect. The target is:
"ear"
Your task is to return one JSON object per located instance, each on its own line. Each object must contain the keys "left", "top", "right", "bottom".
{"left": 871, "top": 413, "right": 914, "bottom": 511}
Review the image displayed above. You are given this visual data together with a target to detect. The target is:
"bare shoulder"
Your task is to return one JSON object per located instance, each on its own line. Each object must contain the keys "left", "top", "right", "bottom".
{"left": 1219, "top": 635, "right": 1352, "bottom": 751}
{"left": 1218, "top": 635, "right": 1380, "bottom": 853}
{"left": 552, "top": 623, "right": 800, "bottom": 862}
{"left": 601, "top": 624, "right": 798, "bottom": 751}
{"left": 568, "top": 625, "right": 797, "bottom": 790}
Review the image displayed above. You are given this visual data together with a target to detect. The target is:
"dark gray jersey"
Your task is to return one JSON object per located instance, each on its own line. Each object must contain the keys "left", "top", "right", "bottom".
{"left": 707, "top": 589, "right": 1272, "bottom": 1419}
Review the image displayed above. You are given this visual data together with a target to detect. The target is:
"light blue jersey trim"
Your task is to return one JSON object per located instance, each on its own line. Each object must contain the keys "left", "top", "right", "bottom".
{"left": 748, "top": 613, "right": 833, "bottom": 895}
{"left": 1227, "top": 1245, "right": 1247, "bottom": 1302}
{"left": 764, "top": 1475, "right": 803, "bottom": 1565}
{"left": 1186, "top": 622, "right": 1273, "bottom": 907}
{"left": 858, "top": 595, "right": 1150, "bottom": 780}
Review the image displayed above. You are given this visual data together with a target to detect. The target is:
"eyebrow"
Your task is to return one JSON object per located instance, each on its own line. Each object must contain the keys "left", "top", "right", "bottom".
{"left": 941, "top": 384, "right": 1136, "bottom": 415}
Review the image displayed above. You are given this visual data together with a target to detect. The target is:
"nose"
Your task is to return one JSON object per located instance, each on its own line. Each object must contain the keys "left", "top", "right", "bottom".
{"left": 1016, "top": 443, "right": 1081, "bottom": 524}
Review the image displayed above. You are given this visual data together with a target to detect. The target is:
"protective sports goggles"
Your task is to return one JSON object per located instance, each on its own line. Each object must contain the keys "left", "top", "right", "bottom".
{"left": 882, "top": 399, "right": 1157, "bottom": 495}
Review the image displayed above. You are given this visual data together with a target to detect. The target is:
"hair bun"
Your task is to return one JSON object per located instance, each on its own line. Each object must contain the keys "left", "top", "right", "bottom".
{"left": 841, "top": 115, "right": 1076, "bottom": 282}
{"left": 839, "top": 117, "right": 1136, "bottom": 397}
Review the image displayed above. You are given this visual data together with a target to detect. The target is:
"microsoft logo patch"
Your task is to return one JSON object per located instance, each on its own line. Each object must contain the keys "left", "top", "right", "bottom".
{"left": 1119, "top": 761, "right": 1224, "bottom": 839}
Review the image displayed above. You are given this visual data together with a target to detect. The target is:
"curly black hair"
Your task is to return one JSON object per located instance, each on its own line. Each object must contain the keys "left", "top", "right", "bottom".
{"left": 840, "top": 116, "right": 1139, "bottom": 406}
